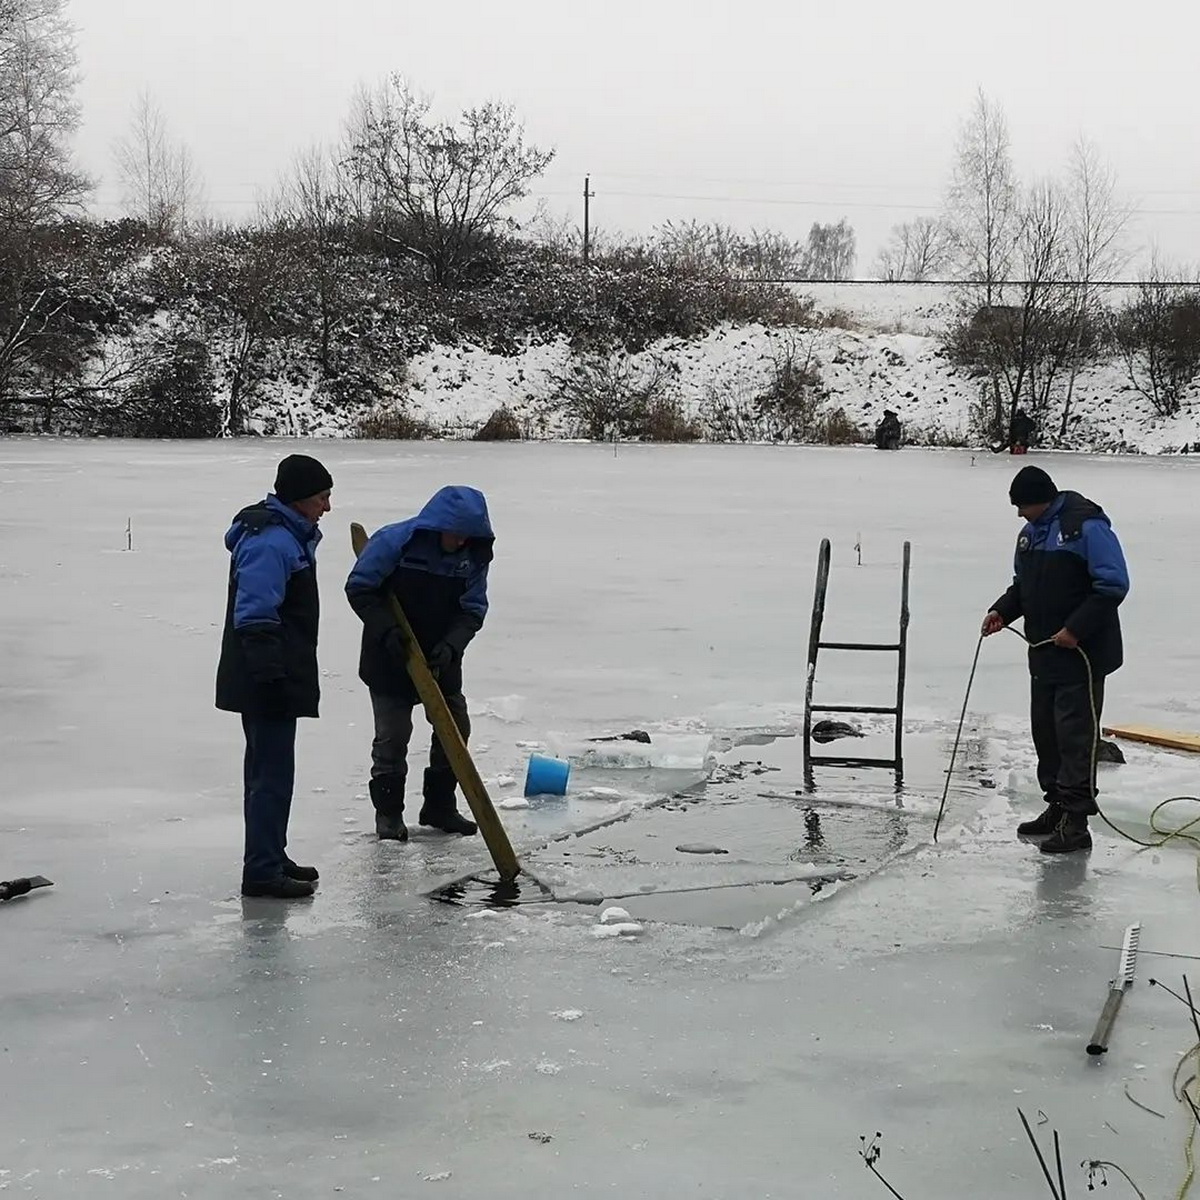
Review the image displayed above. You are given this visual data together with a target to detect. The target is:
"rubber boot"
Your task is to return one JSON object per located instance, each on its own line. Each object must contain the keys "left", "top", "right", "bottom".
{"left": 369, "top": 775, "right": 408, "bottom": 841}
{"left": 1017, "top": 802, "right": 1063, "bottom": 840}
{"left": 1040, "top": 812, "right": 1092, "bottom": 854}
{"left": 419, "top": 769, "right": 478, "bottom": 836}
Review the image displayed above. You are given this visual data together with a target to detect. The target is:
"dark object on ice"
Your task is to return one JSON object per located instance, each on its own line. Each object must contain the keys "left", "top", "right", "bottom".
{"left": 588, "top": 729, "right": 652, "bottom": 744}
{"left": 0, "top": 875, "right": 53, "bottom": 901}
{"left": 1097, "top": 739, "right": 1125, "bottom": 764}
{"left": 873, "top": 409, "right": 903, "bottom": 451}
{"left": 528, "top": 1132, "right": 553, "bottom": 1144}
{"left": 810, "top": 719, "right": 865, "bottom": 744}
{"left": 978, "top": 777, "right": 997, "bottom": 789}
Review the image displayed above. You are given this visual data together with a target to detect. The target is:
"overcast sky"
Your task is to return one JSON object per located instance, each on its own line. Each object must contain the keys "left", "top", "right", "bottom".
{"left": 73, "top": 0, "right": 1200, "bottom": 273}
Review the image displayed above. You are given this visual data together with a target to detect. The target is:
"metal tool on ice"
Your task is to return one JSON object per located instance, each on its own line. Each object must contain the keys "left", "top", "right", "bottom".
{"left": 1086, "top": 921, "right": 1141, "bottom": 1056}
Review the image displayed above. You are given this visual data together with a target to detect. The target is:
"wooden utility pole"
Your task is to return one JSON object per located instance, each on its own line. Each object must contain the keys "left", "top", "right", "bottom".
{"left": 583, "top": 175, "right": 595, "bottom": 264}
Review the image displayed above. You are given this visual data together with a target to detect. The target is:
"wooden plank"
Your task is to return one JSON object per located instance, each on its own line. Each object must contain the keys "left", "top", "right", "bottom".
{"left": 350, "top": 523, "right": 520, "bottom": 882}
{"left": 1102, "top": 724, "right": 1200, "bottom": 754}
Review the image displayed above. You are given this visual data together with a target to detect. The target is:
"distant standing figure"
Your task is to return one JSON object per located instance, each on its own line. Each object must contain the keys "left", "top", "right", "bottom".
{"left": 345, "top": 487, "right": 494, "bottom": 842}
{"left": 1009, "top": 408, "right": 1036, "bottom": 454}
{"left": 981, "top": 466, "right": 1130, "bottom": 854}
{"left": 215, "top": 454, "right": 333, "bottom": 898}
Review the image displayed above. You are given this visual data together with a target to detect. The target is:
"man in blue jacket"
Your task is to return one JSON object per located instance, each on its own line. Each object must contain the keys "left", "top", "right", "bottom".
{"left": 982, "top": 466, "right": 1130, "bottom": 854}
{"left": 345, "top": 486, "right": 494, "bottom": 841}
{"left": 216, "top": 454, "right": 333, "bottom": 898}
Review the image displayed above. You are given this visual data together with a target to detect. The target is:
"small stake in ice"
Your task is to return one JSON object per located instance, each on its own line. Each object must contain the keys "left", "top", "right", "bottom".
{"left": 1087, "top": 921, "right": 1141, "bottom": 1056}
{"left": 125, "top": 518, "right": 133, "bottom": 551}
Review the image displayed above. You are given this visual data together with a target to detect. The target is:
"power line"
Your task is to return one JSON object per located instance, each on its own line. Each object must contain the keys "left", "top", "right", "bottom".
{"left": 531, "top": 186, "right": 1200, "bottom": 218}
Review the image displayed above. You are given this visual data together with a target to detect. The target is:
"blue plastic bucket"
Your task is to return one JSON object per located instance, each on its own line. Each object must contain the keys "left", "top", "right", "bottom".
{"left": 524, "top": 753, "right": 571, "bottom": 797}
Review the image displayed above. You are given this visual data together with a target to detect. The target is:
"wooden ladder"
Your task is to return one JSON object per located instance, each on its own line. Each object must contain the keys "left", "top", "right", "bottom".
{"left": 803, "top": 538, "right": 911, "bottom": 785}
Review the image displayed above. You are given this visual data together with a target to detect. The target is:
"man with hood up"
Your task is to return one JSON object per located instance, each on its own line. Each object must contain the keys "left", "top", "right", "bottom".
{"left": 216, "top": 453, "right": 334, "bottom": 898}
{"left": 345, "top": 486, "right": 494, "bottom": 841}
{"left": 982, "top": 466, "right": 1130, "bottom": 854}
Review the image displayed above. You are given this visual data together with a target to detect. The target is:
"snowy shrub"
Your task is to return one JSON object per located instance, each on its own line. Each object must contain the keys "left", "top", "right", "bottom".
{"left": 550, "top": 351, "right": 680, "bottom": 440}
{"left": 352, "top": 405, "right": 436, "bottom": 439}
{"left": 473, "top": 404, "right": 523, "bottom": 441}
{"left": 640, "top": 396, "right": 702, "bottom": 443}
{"left": 817, "top": 407, "right": 867, "bottom": 445}
{"left": 1112, "top": 281, "right": 1200, "bottom": 417}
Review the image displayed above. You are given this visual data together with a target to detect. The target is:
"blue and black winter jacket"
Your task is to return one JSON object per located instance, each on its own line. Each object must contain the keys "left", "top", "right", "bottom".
{"left": 345, "top": 486, "right": 494, "bottom": 700}
{"left": 992, "top": 491, "right": 1129, "bottom": 679}
{"left": 215, "top": 494, "right": 323, "bottom": 718}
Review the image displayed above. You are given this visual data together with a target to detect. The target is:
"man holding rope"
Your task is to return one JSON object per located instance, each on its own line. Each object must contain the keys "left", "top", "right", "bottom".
{"left": 982, "top": 466, "right": 1131, "bottom": 854}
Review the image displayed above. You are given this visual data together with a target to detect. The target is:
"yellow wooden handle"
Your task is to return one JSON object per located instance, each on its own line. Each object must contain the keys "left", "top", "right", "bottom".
{"left": 350, "top": 522, "right": 520, "bottom": 882}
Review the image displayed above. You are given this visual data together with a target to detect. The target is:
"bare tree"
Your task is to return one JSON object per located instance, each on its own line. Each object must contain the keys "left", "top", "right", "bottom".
{"left": 1016, "top": 180, "right": 1074, "bottom": 418}
{"left": 281, "top": 145, "right": 352, "bottom": 372}
{"left": 344, "top": 75, "right": 554, "bottom": 283}
{"left": 801, "top": 219, "right": 856, "bottom": 279}
{"left": 0, "top": 0, "right": 88, "bottom": 226}
{"left": 947, "top": 89, "right": 1019, "bottom": 303}
{"left": 0, "top": 0, "right": 90, "bottom": 406}
{"left": 113, "top": 92, "right": 204, "bottom": 240}
{"left": 1113, "top": 257, "right": 1200, "bottom": 418}
{"left": 654, "top": 220, "right": 806, "bottom": 277}
{"left": 1057, "top": 137, "right": 1133, "bottom": 434}
{"left": 874, "top": 216, "right": 953, "bottom": 281}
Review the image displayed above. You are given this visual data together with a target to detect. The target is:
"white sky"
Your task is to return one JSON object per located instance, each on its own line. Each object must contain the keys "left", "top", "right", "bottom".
{"left": 73, "top": 0, "right": 1200, "bottom": 274}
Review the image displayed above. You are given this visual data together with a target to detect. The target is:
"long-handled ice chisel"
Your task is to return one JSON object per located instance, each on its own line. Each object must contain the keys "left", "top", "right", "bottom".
{"left": 0, "top": 875, "right": 53, "bottom": 901}
{"left": 349, "top": 522, "right": 520, "bottom": 883}
{"left": 1087, "top": 921, "right": 1141, "bottom": 1056}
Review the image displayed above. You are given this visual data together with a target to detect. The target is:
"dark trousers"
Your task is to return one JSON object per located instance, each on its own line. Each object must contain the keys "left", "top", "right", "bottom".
{"left": 369, "top": 689, "right": 470, "bottom": 806}
{"left": 1030, "top": 673, "right": 1105, "bottom": 816}
{"left": 241, "top": 715, "right": 297, "bottom": 882}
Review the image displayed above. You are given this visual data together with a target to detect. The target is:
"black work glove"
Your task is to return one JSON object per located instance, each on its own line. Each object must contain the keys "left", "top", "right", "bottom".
{"left": 425, "top": 641, "right": 458, "bottom": 675}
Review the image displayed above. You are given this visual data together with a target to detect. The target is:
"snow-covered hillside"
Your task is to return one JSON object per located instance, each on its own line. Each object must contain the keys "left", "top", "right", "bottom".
{"left": 270, "top": 282, "right": 1200, "bottom": 455}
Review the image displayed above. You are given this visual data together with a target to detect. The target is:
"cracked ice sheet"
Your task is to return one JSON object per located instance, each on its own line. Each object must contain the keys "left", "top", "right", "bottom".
{"left": 1, "top": 441, "right": 1199, "bottom": 1198}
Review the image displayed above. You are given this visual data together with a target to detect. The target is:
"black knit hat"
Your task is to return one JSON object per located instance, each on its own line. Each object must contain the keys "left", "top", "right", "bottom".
{"left": 1009, "top": 465, "right": 1057, "bottom": 507}
{"left": 273, "top": 454, "right": 333, "bottom": 504}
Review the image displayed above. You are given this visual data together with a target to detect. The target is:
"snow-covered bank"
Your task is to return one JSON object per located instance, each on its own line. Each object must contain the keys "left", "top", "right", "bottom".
{"left": 249, "top": 285, "right": 1200, "bottom": 454}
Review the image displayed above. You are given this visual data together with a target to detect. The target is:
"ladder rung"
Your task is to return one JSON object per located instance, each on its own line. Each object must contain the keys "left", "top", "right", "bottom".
{"left": 817, "top": 641, "right": 901, "bottom": 652}
{"left": 811, "top": 704, "right": 898, "bottom": 715}
{"left": 808, "top": 755, "right": 901, "bottom": 768}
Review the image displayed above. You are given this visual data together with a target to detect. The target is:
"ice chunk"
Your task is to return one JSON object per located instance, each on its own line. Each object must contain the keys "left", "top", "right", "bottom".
{"left": 600, "top": 906, "right": 632, "bottom": 924}
{"left": 593, "top": 922, "right": 644, "bottom": 939}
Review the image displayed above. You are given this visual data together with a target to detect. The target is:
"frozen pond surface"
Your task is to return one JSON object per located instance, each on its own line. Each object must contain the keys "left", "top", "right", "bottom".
{"left": 2, "top": 440, "right": 1199, "bottom": 1197}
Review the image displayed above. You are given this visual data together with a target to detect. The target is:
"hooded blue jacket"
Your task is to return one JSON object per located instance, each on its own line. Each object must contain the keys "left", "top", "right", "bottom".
{"left": 346, "top": 486, "right": 494, "bottom": 700}
{"left": 992, "top": 490, "right": 1129, "bottom": 679}
{"left": 215, "top": 494, "right": 323, "bottom": 718}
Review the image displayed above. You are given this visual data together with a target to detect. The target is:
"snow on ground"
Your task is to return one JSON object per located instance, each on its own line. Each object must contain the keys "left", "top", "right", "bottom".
{"left": 2, "top": 442, "right": 1199, "bottom": 1197}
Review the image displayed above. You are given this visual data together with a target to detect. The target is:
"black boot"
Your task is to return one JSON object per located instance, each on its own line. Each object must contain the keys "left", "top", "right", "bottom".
{"left": 283, "top": 859, "right": 319, "bottom": 883}
{"left": 242, "top": 876, "right": 315, "bottom": 899}
{"left": 1017, "top": 802, "right": 1063, "bottom": 840}
{"left": 419, "top": 769, "right": 478, "bottom": 836}
{"left": 1040, "top": 812, "right": 1092, "bottom": 854}
{"left": 369, "top": 775, "right": 408, "bottom": 842}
